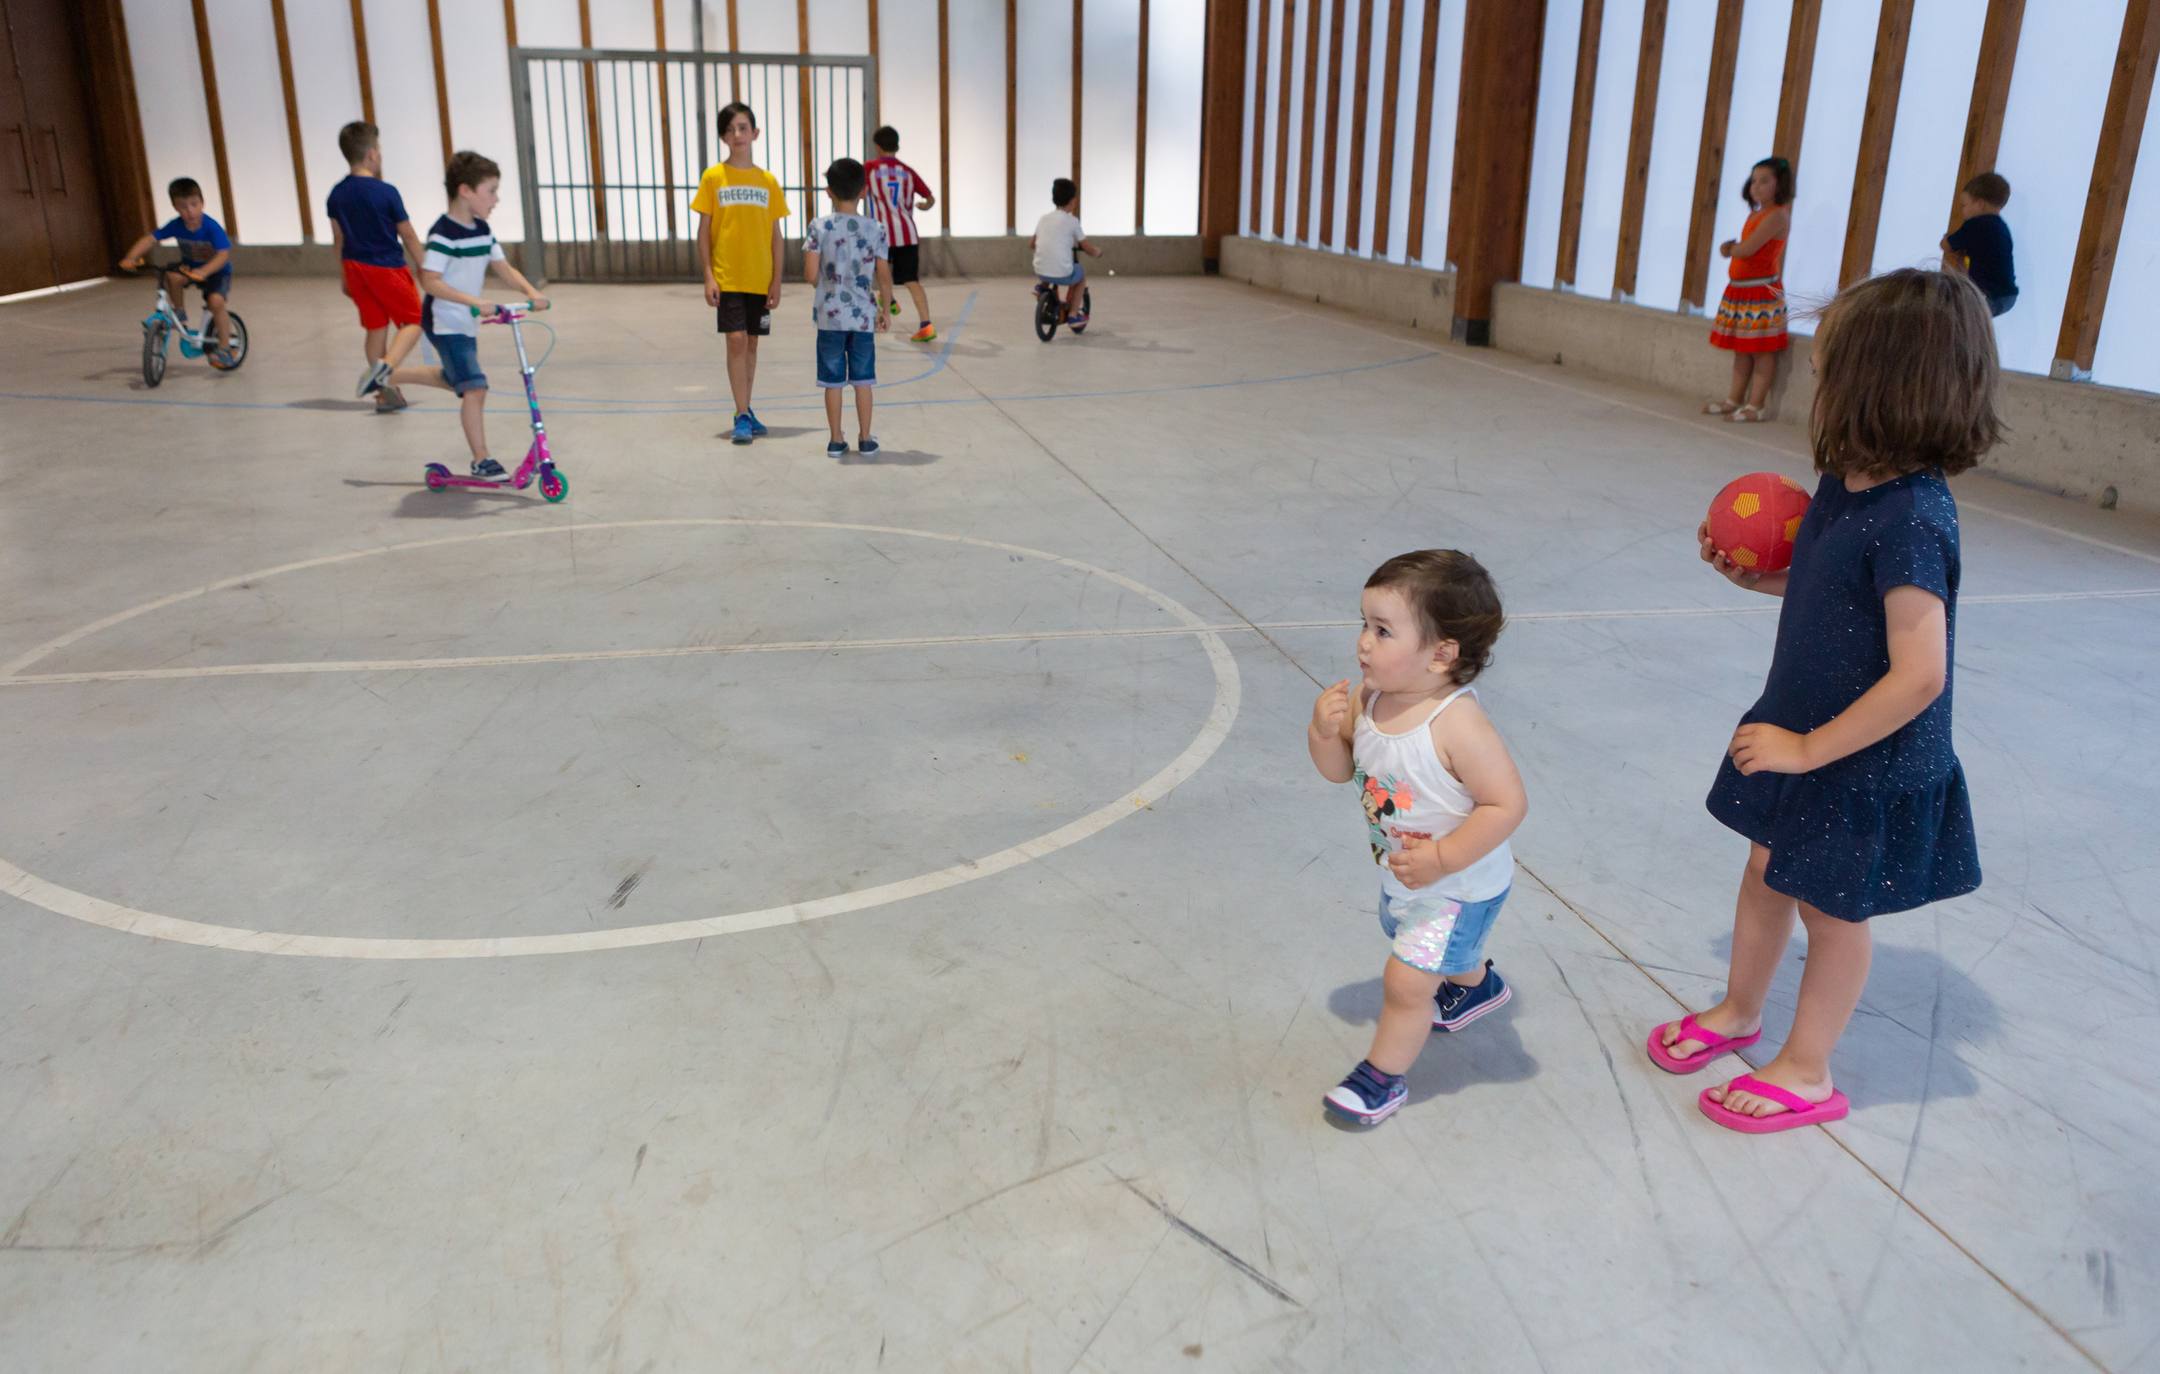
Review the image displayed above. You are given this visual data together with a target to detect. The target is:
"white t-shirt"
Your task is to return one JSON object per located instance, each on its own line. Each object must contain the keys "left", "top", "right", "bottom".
{"left": 420, "top": 213, "right": 506, "bottom": 338}
{"left": 1032, "top": 209, "right": 1086, "bottom": 278}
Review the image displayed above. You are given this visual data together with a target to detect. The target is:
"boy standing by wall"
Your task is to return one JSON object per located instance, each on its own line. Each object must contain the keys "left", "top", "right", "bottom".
{"left": 691, "top": 102, "right": 790, "bottom": 446}
{"left": 803, "top": 158, "right": 891, "bottom": 458}
{"left": 863, "top": 126, "right": 938, "bottom": 342}
{"left": 326, "top": 121, "right": 427, "bottom": 411}
{"left": 1943, "top": 172, "right": 2018, "bottom": 318}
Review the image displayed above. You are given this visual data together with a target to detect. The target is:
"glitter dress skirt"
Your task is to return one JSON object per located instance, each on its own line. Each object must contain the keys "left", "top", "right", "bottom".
{"left": 1705, "top": 756, "right": 1980, "bottom": 921}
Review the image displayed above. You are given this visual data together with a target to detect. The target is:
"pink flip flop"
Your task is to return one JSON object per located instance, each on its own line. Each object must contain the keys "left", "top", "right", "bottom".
{"left": 1645, "top": 1013, "right": 1763, "bottom": 1074}
{"left": 1698, "top": 1074, "right": 1850, "bottom": 1134}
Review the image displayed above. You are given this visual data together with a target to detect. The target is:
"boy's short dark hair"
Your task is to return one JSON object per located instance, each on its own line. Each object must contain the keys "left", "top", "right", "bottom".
{"left": 717, "top": 102, "right": 758, "bottom": 137}
{"left": 1364, "top": 551, "right": 1505, "bottom": 685}
{"left": 872, "top": 126, "right": 899, "bottom": 153}
{"left": 445, "top": 150, "right": 502, "bottom": 200}
{"left": 167, "top": 177, "right": 203, "bottom": 201}
{"left": 338, "top": 120, "right": 379, "bottom": 165}
{"left": 1051, "top": 177, "right": 1077, "bottom": 208}
{"left": 825, "top": 157, "right": 866, "bottom": 200}
{"left": 1963, "top": 171, "right": 2010, "bottom": 208}
{"left": 1810, "top": 268, "right": 2000, "bottom": 480}
{"left": 1738, "top": 155, "right": 1794, "bottom": 207}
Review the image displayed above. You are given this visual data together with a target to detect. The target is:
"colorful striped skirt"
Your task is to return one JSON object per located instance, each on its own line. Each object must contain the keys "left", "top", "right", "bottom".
{"left": 1710, "top": 278, "right": 1789, "bottom": 353}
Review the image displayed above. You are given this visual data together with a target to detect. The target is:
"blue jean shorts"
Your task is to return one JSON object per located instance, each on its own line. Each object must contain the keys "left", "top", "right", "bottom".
{"left": 816, "top": 329, "right": 876, "bottom": 388}
{"left": 1378, "top": 887, "right": 1509, "bottom": 975}
{"left": 1038, "top": 264, "right": 1085, "bottom": 287}
{"left": 431, "top": 333, "right": 487, "bottom": 396}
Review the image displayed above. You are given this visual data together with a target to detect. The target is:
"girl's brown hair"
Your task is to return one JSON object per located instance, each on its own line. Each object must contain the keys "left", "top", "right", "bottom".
{"left": 1365, "top": 550, "right": 1505, "bottom": 684}
{"left": 1809, "top": 268, "right": 2002, "bottom": 479}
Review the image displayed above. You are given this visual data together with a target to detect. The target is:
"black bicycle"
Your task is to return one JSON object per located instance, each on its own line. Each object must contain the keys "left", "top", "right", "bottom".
{"left": 1032, "top": 279, "right": 1092, "bottom": 343}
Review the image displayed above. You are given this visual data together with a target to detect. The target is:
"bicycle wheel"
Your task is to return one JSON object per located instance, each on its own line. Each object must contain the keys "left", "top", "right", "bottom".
{"left": 1033, "top": 289, "right": 1060, "bottom": 343}
{"left": 141, "top": 321, "right": 168, "bottom": 388}
{"left": 210, "top": 312, "right": 250, "bottom": 371}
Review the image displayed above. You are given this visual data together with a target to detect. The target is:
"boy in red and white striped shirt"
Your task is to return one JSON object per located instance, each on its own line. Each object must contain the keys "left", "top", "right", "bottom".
{"left": 864, "top": 126, "right": 938, "bottom": 342}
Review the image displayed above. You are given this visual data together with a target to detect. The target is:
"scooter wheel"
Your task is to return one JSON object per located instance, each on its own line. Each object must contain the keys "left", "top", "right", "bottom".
{"left": 540, "top": 468, "right": 568, "bottom": 503}
{"left": 424, "top": 462, "right": 452, "bottom": 491}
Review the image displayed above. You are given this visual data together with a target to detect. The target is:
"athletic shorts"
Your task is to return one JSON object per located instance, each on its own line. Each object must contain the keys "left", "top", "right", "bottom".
{"left": 715, "top": 291, "right": 771, "bottom": 335}
{"left": 342, "top": 259, "right": 422, "bottom": 330}
{"left": 889, "top": 243, "right": 921, "bottom": 286}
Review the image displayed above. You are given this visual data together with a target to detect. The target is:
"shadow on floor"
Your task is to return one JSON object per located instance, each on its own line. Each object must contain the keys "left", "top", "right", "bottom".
{"left": 837, "top": 448, "right": 939, "bottom": 467}
{"left": 338, "top": 478, "right": 538, "bottom": 520}
{"left": 1058, "top": 330, "right": 1194, "bottom": 356}
{"left": 1327, "top": 975, "right": 1539, "bottom": 1108}
{"left": 289, "top": 398, "right": 379, "bottom": 412}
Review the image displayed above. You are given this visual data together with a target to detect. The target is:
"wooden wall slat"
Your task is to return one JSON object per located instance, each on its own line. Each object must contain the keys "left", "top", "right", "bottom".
{"left": 1136, "top": 0, "right": 1150, "bottom": 232}
{"left": 1248, "top": 0, "right": 1271, "bottom": 231}
{"left": 1772, "top": 0, "right": 1821, "bottom": 171}
{"left": 349, "top": 0, "right": 375, "bottom": 126}
{"left": 1318, "top": 0, "right": 1345, "bottom": 247}
{"left": 1553, "top": 0, "right": 1602, "bottom": 287}
{"left": 81, "top": 0, "right": 156, "bottom": 253}
{"left": 501, "top": 0, "right": 516, "bottom": 46}
{"left": 1403, "top": 0, "right": 1441, "bottom": 261}
{"left": 1005, "top": 0, "right": 1017, "bottom": 232}
{"left": 726, "top": 0, "right": 741, "bottom": 99}
{"left": 654, "top": 0, "right": 677, "bottom": 239}
{"left": 1272, "top": 0, "right": 1296, "bottom": 236}
{"left": 1839, "top": 0, "right": 1914, "bottom": 287}
{"left": 577, "top": 0, "right": 607, "bottom": 235}
{"left": 426, "top": 0, "right": 452, "bottom": 164}
{"left": 1951, "top": 0, "right": 2024, "bottom": 231}
{"left": 938, "top": 0, "right": 952, "bottom": 233}
{"left": 2056, "top": 0, "right": 2160, "bottom": 376}
{"left": 797, "top": 0, "right": 815, "bottom": 206}
{"left": 1296, "top": 0, "right": 1321, "bottom": 239}
{"left": 1679, "top": 0, "right": 1742, "bottom": 311}
{"left": 1345, "top": 0, "right": 1375, "bottom": 250}
{"left": 1451, "top": 0, "right": 1545, "bottom": 336}
{"left": 1198, "top": 0, "right": 1250, "bottom": 262}
{"left": 1072, "top": 0, "right": 1084, "bottom": 186}
{"left": 188, "top": 0, "right": 237, "bottom": 238}
{"left": 268, "top": 0, "right": 312, "bottom": 241}
{"left": 1371, "top": 0, "right": 1405, "bottom": 255}
{"left": 1611, "top": 0, "right": 1667, "bottom": 299}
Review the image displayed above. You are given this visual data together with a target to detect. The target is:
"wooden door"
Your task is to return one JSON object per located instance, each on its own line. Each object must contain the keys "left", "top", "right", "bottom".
{"left": 5, "top": 0, "right": 111, "bottom": 285}
{"left": 0, "top": 1, "right": 56, "bottom": 296}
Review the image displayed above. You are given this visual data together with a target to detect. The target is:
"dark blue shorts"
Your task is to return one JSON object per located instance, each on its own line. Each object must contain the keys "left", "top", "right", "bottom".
{"left": 169, "top": 265, "right": 231, "bottom": 299}
{"left": 816, "top": 329, "right": 875, "bottom": 389}
{"left": 429, "top": 333, "right": 487, "bottom": 395}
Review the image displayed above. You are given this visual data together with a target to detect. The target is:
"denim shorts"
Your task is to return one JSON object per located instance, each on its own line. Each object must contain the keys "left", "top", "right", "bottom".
{"left": 815, "top": 329, "right": 876, "bottom": 388}
{"left": 1038, "top": 264, "right": 1085, "bottom": 287}
{"left": 1378, "top": 887, "right": 1509, "bottom": 975}
{"left": 432, "top": 333, "right": 487, "bottom": 396}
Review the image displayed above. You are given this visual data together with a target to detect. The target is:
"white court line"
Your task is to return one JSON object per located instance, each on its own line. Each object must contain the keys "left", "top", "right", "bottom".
{"left": 6, "top": 590, "right": 2152, "bottom": 687}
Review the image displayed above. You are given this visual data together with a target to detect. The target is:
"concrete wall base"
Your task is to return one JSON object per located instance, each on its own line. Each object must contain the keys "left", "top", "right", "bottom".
{"left": 1218, "top": 237, "right": 1457, "bottom": 336}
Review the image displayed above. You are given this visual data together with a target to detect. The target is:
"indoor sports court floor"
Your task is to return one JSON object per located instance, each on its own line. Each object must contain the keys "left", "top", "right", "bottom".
{"left": 2, "top": 274, "right": 2156, "bottom": 1372}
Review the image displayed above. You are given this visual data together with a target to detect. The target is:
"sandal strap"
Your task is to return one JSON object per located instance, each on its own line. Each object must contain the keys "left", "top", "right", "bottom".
{"left": 1725, "top": 1074, "right": 1814, "bottom": 1115}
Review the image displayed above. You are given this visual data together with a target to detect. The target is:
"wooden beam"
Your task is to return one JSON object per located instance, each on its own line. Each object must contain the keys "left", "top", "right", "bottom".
{"left": 1136, "top": 0, "right": 1150, "bottom": 231}
{"left": 426, "top": 0, "right": 453, "bottom": 164}
{"left": 81, "top": 0, "right": 156, "bottom": 257}
{"left": 1772, "top": 0, "right": 1821, "bottom": 172}
{"left": 1318, "top": 0, "right": 1344, "bottom": 247}
{"left": 349, "top": 0, "right": 375, "bottom": 126}
{"left": 2055, "top": 0, "right": 2160, "bottom": 377}
{"left": 798, "top": 0, "right": 815, "bottom": 208}
{"left": 1272, "top": 0, "right": 1296, "bottom": 237}
{"left": 1611, "top": 0, "right": 1667, "bottom": 299}
{"left": 1404, "top": 0, "right": 1441, "bottom": 261}
{"left": 268, "top": 0, "right": 313, "bottom": 241}
{"left": 577, "top": 0, "right": 607, "bottom": 234}
{"left": 1372, "top": 0, "right": 1405, "bottom": 255}
{"left": 1451, "top": 0, "right": 1545, "bottom": 338}
{"left": 1198, "top": 0, "right": 1250, "bottom": 262}
{"left": 1680, "top": 0, "right": 1742, "bottom": 311}
{"left": 1072, "top": 0, "right": 1084, "bottom": 185}
{"left": 1006, "top": 0, "right": 1017, "bottom": 232}
{"left": 1839, "top": 0, "right": 1913, "bottom": 287}
{"left": 1950, "top": 0, "right": 2023, "bottom": 231}
{"left": 1248, "top": 0, "right": 1271, "bottom": 232}
{"left": 726, "top": 0, "right": 740, "bottom": 99}
{"left": 1295, "top": 0, "right": 1320, "bottom": 239}
{"left": 654, "top": 0, "right": 677, "bottom": 239}
{"left": 938, "top": 0, "right": 952, "bottom": 233}
{"left": 188, "top": 0, "right": 237, "bottom": 238}
{"left": 1553, "top": 0, "right": 1601, "bottom": 287}
{"left": 502, "top": 0, "right": 517, "bottom": 45}
{"left": 1346, "top": 0, "right": 1375, "bottom": 251}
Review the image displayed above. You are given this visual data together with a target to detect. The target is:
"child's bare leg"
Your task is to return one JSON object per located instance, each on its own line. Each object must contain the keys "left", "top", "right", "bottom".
{"left": 905, "top": 280, "right": 931, "bottom": 323}
{"left": 1708, "top": 903, "right": 1871, "bottom": 1115}
{"left": 365, "top": 326, "right": 388, "bottom": 366}
{"left": 1727, "top": 352, "right": 1750, "bottom": 407}
{"left": 725, "top": 332, "right": 752, "bottom": 414}
{"left": 388, "top": 364, "right": 451, "bottom": 390}
{"left": 459, "top": 387, "right": 489, "bottom": 462}
{"left": 1368, "top": 957, "right": 1446, "bottom": 1076}
{"left": 1662, "top": 844, "right": 1794, "bottom": 1057}
{"left": 743, "top": 333, "right": 761, "bottom": 400}
{"left": 382, "top": 322, "right": 423, "bottom": 370}
{"left": 854, "top": 383, "right": 872, "bottom": 440}
{"left": 823, "top": 386, "right": 843, "bottom": 440}
{"left": 205, "top": 292, "right": 233, "bottom": 351}
{"left": 1745, "top": 352, "right": 1776, "bottom": 409}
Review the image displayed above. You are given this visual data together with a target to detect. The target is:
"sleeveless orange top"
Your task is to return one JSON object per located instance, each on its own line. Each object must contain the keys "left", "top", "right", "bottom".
{"left": 1730, "top": 208, "right": 1785, "bottom": 281}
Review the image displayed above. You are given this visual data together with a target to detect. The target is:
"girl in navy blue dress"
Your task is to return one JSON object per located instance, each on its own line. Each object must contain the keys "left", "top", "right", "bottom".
{"left": 1648, "top": 269, "right": 2000, "bottom": 1134}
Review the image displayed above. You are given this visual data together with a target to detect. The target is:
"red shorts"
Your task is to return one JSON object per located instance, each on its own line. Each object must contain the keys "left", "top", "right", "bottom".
{"left": 341, "top": 259, "right": 422, "bottom": 330}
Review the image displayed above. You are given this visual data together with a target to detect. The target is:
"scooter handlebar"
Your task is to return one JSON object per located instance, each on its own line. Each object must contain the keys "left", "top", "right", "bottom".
{"left": 471, "top": 300, "right": 548, "bottom": 323}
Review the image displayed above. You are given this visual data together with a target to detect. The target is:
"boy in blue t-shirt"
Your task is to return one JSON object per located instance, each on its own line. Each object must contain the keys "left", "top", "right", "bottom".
{"left": 326, "top": 121, "right": 429, "bottom": 410}
{"left": 1942, "top": 172, "right": 2017, "bottom": 318}
{"left": 801, "top": 158, "right": 891, "bottom": 458}
{"left": 118, "top": 177, "right": 237, "bottom": 364}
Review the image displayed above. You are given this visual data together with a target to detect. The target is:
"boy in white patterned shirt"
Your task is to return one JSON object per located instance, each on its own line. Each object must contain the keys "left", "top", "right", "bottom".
{"left": 802, "top": 158, "right": 892, "bottom": 458}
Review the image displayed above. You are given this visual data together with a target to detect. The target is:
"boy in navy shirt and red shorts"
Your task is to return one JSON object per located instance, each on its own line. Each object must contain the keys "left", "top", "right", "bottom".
{"left": 327, "top": 121, "right": 428, "bottom": 411}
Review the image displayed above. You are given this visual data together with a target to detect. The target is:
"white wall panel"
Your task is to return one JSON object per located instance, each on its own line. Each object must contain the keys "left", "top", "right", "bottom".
{"left": 876, "top": 0, "right": 944, "bottom": 232}
{"left": 1778, "top": 0, "right": 1876, "bottom": 328}
{"left": 1631, "top": 0, "right": 1715, "bottom": 309}
{"left": 1081, "top": 0, "right": 1141, "bottom": 234}
{"left": 123, "top": 0, "right": 221, "bottom": 231}
{"left": 1254, "top": 0, "right": 1285, "bottom": 238}
{"left": 1521, "top": 0, "right": 1585, "bottom": 287}
{"left": 201, "top": 0, "right": 301, "bottom": 244}
{"left": 1377, "top": 0, "right": 1426, "bottom": 263}
{"left": 357, "top": 0, "right": 446, "bottom": 232}
{"left": 1143, "top": 0, "right": 1203, "bottom": 235}
{"left": 1412, "top": 0, "right": 1461, "bottom": 264}
{"left": 947, "top": 0, "right": 1010, "bottom": 235}
{"left": 284, "top": 0, "right": 369, "bottom": 243}
{"left": 1573, "top": 0, "right": 1644, "bottom": 297}
{"left": 1350, "top": 0, "right": 1385, "bottom": 257}
{"left": 443, "top": 0, "right": 523, "bottom": 242}
{"left": 1281, "top": 0, "right": 1312, "bottom": 242}
{"left": 1867, "top": 0, "right": 1980, "bottom": 280}
{"left": 1017, "top": 0, "right": 1074, "bottom": 233}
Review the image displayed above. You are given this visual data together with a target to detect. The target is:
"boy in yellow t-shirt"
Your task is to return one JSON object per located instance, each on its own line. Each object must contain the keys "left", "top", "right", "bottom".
{"left": 691, "top": 102, "right": 790, "bottom": 445}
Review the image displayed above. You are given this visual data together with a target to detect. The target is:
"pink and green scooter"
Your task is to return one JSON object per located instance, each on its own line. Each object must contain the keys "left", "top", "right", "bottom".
{"left": 423, "top": 302, "right": 567, "bottom": 503}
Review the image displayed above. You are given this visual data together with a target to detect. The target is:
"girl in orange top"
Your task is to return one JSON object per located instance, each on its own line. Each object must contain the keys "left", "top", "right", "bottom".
{"left": 1705, "top": 157, "right": 1793, "bottom": 423}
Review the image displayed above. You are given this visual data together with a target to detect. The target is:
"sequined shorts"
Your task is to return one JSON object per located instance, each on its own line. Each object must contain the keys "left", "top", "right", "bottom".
{"left": 1378, "top": 887, "right": 1509, "bottom": 975}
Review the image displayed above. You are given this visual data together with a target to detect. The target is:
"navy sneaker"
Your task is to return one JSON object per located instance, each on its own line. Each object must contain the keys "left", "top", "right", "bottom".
{"left": 856, "top": 434, "right": 880, "bottom": 456}
{"left": 826, "top": 437, "right": 848, "bottom": 457}
{"left": 470, "top": 456, "right": 507, "bottom": 479}
{"left": 1322, "top": 1060, "right": 1407, "bottom": 1126}
{"left": 1432, "top": 960, "right": 1511, "bottom": 1032}
{"left": 746, "top": 410, "right": 769, "bottom": 437}
{"left": 356, "top": 360, "right": 392, "bottom": 398}
{"left": 731, "top": 413, "right": 754, "bottom": 445}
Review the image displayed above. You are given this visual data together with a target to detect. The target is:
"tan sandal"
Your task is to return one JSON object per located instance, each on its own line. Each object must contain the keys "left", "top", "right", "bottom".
{"left": 1729, "top": 404, "right": 1767, "bottom": 423}
{"left": 1702, "top": 399, "right": 1740, "bottom": 416}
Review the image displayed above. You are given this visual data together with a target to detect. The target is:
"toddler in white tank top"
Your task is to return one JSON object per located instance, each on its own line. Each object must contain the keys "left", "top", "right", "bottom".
{"left": 1306, "top": 551, "right": 1528, "bottom": 1126}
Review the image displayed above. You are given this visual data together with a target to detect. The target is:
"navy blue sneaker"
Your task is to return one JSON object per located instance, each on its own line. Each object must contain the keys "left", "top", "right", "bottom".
{"left": 470, "top": 456, "right": 507, "bottom": 479}
{"left": 746, "top": 410, "right": 769, "bottom": 437}
{"left": 731, "top": 413, "right": 754, "bottom": 445}
{"left": 826, "top": 437, "right": 848, "bottom": 457}
{"left": 856, "top": 434, "right": 880, "bottom": 456}
{"left": 1432, "top": 960, "right": 1511, "bottom": 1032}
{"left": 1323, "top": 1060, "right": 1407, "bottom": 1125}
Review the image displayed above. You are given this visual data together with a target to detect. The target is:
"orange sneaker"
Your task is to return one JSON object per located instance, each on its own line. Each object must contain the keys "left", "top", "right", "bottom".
{"left": 910, "top": 323, "right": 937, "bottom": 343}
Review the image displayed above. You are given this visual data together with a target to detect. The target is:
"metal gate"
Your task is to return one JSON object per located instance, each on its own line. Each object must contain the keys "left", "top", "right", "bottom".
{"left": 508, "top": 47, "right": 878, "bottom": 283}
